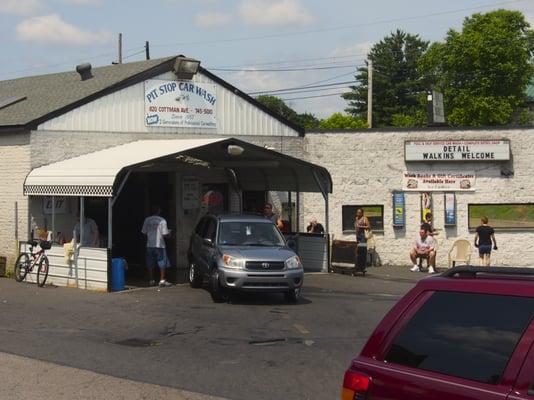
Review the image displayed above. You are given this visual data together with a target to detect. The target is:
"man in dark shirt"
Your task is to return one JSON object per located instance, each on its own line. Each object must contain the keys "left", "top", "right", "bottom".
{"left": 421, "top": 212, "right": 438, "bottom": 237}
{"left": 474, "top": 216, "right": 497, "bottom": 266}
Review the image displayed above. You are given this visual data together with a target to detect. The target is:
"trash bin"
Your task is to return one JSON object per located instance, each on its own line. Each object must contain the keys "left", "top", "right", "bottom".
{"left": 111, "top": 258, "right": 126, "bottom": 291}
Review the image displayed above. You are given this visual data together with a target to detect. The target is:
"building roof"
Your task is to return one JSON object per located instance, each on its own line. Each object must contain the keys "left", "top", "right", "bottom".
{"left": 0, "top": 56, "right": 303, "bottom": 134}
{"left": 0, "top": 57, "right": 175, "bottom": 129}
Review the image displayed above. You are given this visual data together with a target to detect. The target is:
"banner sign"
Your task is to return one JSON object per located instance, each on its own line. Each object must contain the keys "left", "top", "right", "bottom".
{"left": 403, "top": 171, "right": 476, "bottom": 191}
{"left": 144, "top": 79, "right": 217, "bottom": 128}
{"left": 421, "top": 192, "right": 432, "bottom": 222}
{"left": 444, "top": 193, "right": 456, "bottom": 226}
{"left": 43, "top": 196, "right": 68, "bottom": 214}
{"left": 392, "top": 192, "right": 405, "bottom": 227}
{"left": 182, "top": 177, "right": 200, "bottom": 210}
{"left": 405, "top": 140, "right": 510, "bottom": 161}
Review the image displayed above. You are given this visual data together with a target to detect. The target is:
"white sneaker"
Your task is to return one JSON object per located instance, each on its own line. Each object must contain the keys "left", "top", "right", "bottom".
{"left": 428, "top": 266, "right": 436, "bottom": 274}
{"left": 159, "top": 280, "right": 172, "bottom": 287}
{"left": 410, "top": 265, "right": 420, "bottom": 272}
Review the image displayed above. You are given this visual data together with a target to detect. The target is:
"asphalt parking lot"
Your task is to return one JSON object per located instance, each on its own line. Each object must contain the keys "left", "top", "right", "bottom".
{"left": 0, "top": 267, "right": 423, "bottom": 400}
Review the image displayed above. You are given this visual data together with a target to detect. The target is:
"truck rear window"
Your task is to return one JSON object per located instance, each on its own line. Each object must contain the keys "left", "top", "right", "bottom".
{"left": 385, "top": 291, "right": 534, "bottom": 384}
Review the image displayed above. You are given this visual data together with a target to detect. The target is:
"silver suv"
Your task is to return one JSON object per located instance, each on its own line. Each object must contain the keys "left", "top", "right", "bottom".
{"left": 188, "top": 214, "right": 304, "bottom": 303}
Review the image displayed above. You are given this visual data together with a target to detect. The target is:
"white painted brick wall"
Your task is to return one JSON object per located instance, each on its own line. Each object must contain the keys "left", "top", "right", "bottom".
{"left": 303, "top": 128, "right": 534, "bottom": 268}
{"left": 0, "top": 132, "right": 31, "bottom": 271}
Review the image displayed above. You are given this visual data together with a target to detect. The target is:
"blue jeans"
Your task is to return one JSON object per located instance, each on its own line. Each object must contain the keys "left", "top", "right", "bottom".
{"left": 146, "top": 247, "right": 169, "bottom": 270}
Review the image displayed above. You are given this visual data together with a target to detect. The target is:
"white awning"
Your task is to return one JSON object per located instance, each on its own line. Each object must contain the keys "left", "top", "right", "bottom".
{"left": 24, "top": 138, "right": 332, "bottom": 197}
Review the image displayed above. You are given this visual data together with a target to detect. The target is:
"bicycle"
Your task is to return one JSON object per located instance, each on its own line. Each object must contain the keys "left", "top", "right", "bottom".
{"left": 14, "top": 240, "right": 51, "bottom": 287}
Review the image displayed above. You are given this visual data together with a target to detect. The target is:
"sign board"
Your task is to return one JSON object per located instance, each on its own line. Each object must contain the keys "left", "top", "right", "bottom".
{"left": 421, "top": 192, "right": 432, "bottom": 222}
{"left": 392, "top": 192, "right": 405, "bottom": 227}
{"left": 144, "top": 79, "right": 217, "bottom": 129}
{"left": 444, "top": 193, "right": 456, "bottom": 226}
{"left": 182, "top": 177, "right": 200, "bottom": 210}
{"left": 405, "top": 140, "right": 510, "bottom": 162}
{"left": 403, "top": 171, "right": 476, "bottom": 191}
{"left": 43, "top": 196, "right": 68, "bottom": 214}
{"left": 431, "top": 90, "right": 445, "bottom": 124}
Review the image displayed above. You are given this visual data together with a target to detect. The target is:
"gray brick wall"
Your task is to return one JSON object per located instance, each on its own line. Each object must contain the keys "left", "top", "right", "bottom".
{"left": 303, "top": 129, "right": 534, "bottom": 267}
{"left": 0, "top": 131, "right": 31, "bottom": 270}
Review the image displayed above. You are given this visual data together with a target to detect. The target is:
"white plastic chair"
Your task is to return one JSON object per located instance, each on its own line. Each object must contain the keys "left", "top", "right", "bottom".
{"left": 448, "top": 239, "right": 472, "bottom": 268}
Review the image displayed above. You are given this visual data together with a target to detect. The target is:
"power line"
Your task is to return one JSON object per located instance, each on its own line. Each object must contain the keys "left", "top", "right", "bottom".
{"left": 248, "top": 80, "right": 357, "bottom": 95}
{"left": 151, "top": 0, "right": 529, "bottom": 48}
{"left": 280, "top": 92, "right": 349, "bottom": 101}
{"left": 211, "top": 64, "right": 358, "bottom": 72}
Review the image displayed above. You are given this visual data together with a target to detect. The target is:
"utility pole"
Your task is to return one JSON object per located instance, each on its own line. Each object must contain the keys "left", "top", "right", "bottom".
{"left": 145, "top": 41, "right": 150, "bottom": 60}
{"left": 367, "top": 59, "right": 373, "bottom": 128}
{"left": 118, "top": 33, "right": 123, "bottom": 64}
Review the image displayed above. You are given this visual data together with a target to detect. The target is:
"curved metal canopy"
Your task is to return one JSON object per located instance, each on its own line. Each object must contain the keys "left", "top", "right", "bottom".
{"left": 24, "top": 137, "right": 332, "bottom": 197}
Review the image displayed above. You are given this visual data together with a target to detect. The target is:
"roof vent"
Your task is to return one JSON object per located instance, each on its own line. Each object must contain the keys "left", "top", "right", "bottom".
{"left": 76, "top": 63, "right": 93, "bottom": 81}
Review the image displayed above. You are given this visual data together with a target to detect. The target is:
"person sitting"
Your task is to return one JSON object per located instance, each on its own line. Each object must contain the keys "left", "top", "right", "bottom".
{"left": 306, "top": 217, "right": 325, "bottom": 234}
{"left": 410, "top": 228, "right": 436, "bottom": 274}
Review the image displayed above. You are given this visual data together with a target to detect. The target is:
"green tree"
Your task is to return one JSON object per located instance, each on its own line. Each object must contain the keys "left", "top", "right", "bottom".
{"left": 255, "top": 95, "right": 320, "bottom": 129}
{"left": 318, "top": 113, "right": 367, "bottom": 129}
{"left": 343, "top": 29, "right": 429, "bottom": 127}
{"left": 419, "top": 9, "right": 534, "bottom": 126}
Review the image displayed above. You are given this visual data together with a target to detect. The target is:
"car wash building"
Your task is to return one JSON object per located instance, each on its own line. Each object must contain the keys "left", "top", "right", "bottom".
{"left": 1, "top": 55, "right": 533, "bottom": 290}
{"left": 0, "top": 55, "right": 331, "bottom": 290}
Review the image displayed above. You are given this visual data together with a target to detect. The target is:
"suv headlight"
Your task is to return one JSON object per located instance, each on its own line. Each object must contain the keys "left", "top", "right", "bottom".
{"left": 285, "top": 255, "right": 302, "bottom": 270}
{"left": 223, "top": 254, "right": 246, "bottom": 269}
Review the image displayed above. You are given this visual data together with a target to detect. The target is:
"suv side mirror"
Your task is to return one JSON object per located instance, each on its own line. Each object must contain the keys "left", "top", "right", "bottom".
{"left": 203, "top": 238, "right": 213, "bottom": 246}
{"left": 287, "top": 239, "right": 296, "bottom": 250}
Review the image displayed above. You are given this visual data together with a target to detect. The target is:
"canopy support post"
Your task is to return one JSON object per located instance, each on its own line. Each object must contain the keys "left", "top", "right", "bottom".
{"left": 111, "top": 170, "right": 132, "bottom": 207}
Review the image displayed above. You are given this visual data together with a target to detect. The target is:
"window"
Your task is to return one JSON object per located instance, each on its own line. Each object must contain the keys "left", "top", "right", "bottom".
{"left": 469, "top": 203, "right": 534, "bottom": 230}
{"left": 385, "top": 292, "right": 534, "bottom": 384}
{"left": 203, "top": 218, "right": 217, "bottom": 242}
{"left": 342, "top": 205, "right": 384, "bottom": 233}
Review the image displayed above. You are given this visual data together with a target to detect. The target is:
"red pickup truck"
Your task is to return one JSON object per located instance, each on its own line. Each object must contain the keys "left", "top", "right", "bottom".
{"left": 342, "top": 267, "right": 534, "bottom": 400}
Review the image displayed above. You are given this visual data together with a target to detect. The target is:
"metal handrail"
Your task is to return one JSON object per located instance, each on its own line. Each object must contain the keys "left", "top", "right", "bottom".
{"left": 442, "top": 265, "right": 534, "bottom": 278}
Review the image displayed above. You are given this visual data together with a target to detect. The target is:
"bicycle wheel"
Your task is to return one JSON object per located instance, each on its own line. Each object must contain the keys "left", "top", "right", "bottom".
{"left": 37, "top": 256, "right": 49, "bottom": 287}
{"left": 14, "top": 253, "right": 30, "bottom": 282}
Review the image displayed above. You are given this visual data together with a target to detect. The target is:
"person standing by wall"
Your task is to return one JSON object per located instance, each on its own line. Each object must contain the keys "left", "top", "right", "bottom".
{"left": 142, "top": 205, "right": 172, "bottom": 287}
{"left": 73, "top": 210, "right": 99, "bottom": 247}
{"left": 474, "top": 216, "right": 497, "bottom": 266}
{"left": 263, "top": 203, "right": 284, "bottom": 230}
{"left": 354, "top": 208, "right": 370, "bottom": 273}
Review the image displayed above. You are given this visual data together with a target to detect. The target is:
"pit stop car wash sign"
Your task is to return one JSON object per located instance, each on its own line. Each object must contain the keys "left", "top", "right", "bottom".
{"left": 144, "top": 79, "right": 217, "bottom": 129}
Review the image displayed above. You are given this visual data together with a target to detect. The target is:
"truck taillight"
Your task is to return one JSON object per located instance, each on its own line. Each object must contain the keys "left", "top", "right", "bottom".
{"left": 341, "top": 370, "right": 370, "bottom": 400}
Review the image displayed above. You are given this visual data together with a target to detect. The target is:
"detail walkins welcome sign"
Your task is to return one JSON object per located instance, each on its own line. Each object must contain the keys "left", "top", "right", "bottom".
{"left": 404, "top": 140, "right": 510, "bottom": 162}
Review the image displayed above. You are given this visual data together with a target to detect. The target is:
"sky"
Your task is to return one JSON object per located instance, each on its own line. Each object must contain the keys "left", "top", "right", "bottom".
{"left": 0, "top": 0, "right": 533, "bottom": 118}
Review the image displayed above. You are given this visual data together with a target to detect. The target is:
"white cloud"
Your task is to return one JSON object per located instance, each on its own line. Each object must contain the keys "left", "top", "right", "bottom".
{"left": 0, "top": 0, "right": 42, "bottom": 15}
{"left": 332, "top": 42, "right": 373, "bottom": 59}
{"left": 55, "top": 0, "right": 102, "bottom": 4}
{"left": 239, "top": 0, "right": 314, "bottom": 26}
{"left": 194, "top": 12, "right": 231, "bottom": 28}
{"left": 16, "top": 14, "right": 112, "bottom": 45}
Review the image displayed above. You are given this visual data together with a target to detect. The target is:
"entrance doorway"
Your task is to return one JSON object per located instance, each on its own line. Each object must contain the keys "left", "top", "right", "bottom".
{"left": 112, "top": 172, "right": 176, "bottom": 286}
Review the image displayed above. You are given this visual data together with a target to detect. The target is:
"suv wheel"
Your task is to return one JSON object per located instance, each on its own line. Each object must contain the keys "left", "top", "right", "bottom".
{"left": 285, "top": 287, "right": 301, "bottom": 303}
{"left": 209, "top": 268, "right": 227, "bottom": 303}
{"left": 188, "top": 262, "right": 203, "bottom": 288}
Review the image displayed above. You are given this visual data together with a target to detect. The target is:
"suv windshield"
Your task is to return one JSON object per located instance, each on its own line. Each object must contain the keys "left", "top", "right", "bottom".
{"left": 218, "top": 221, "right": 285, "bottom": 247}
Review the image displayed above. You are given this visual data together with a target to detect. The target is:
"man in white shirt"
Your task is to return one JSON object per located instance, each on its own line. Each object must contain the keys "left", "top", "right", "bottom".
{"left": 142, "top": 205, "right": 172, "bottom": 287}
{"left": 409, "top": 228, "right": 436, "bottom": 274}
{"left": 74, "top": 211, "right": 99, "bottom": 247}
